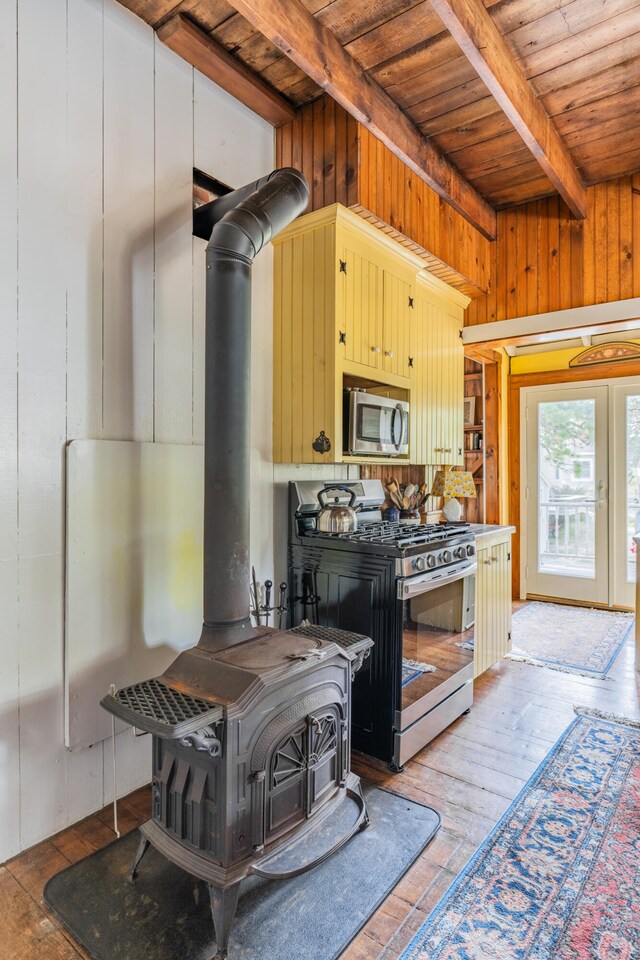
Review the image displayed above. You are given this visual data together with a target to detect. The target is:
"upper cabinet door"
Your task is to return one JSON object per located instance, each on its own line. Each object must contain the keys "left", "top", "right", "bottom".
{"left": 382, "top": 270, "right": 413, "bottom": 381}
{"left": 338, "top": 232, "right": 413, "bottom": 384}
{"left": 339, "top": 235, "right": 384, "bottom": 371}
{"left": 443, "top": 312, "right": 464, "bottom": 466}
{"left": 413, "top": 289, "right": 464, "bottom": 466}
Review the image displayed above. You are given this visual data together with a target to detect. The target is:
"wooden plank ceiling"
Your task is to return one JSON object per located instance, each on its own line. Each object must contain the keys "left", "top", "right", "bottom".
{"left": 121, "top": 0, "right": 640, "bottom": 212}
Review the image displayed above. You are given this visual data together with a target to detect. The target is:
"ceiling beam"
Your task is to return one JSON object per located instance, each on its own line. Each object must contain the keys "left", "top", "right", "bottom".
{"left": 428, "top": 0, "right": 587, "bottom": 219}
{"left": 223, "top": 0, "right": 497, "bottom": 240}
{"left": 157, "top": 15, "right": 297, "bottom": 128}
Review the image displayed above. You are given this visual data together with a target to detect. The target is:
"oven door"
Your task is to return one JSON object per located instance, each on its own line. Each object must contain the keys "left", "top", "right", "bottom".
{"left": 394, "top": 561, "right": 476, "bottom": 768}
{"left": 346, "top": 392, "right": 408, "bottom": 456}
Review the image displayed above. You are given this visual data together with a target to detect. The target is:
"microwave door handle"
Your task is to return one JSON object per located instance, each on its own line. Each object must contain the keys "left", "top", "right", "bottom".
{"left": 392, "top": 403, "right": 403, "bottom": 450}
{"left": 349, "top": 390, "right": 357, "bottom": 453}
{"left": 398, "top": 562, "right": 477, "bottom": 600}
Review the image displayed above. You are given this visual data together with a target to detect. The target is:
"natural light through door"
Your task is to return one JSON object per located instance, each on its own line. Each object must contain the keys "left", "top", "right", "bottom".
{"left": 524, "top": 385, "right": 609, "bottom": 605}
{"left": 524, "top": 379, "right": 640, "bottom": 608}
{"left": 611, "top": 384, "right": 640, "bottom": 607}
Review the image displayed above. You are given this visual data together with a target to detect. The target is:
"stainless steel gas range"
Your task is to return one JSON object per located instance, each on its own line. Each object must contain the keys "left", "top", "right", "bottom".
{"left": 288, "top": 479, "right": 476, "bottom": 770}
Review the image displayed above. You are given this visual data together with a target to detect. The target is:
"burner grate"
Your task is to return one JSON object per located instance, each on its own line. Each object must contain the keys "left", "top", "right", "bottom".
{"left": 101, "top": 679, "right": 223, "bottom": 739}
{"left": 290, "top": 623, "right": 371, "bottom": 652}
{"left": 305, "top": 520, "right": 470, "bottom": 549}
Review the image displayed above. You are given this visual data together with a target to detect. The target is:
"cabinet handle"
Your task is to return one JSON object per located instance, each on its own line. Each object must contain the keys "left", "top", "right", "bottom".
{"left": 371, "top": 345, "right": 381, "bottom": 353}
{"left": 434, "top": 447, "right": 443, "bottom": 453}
{"left": 483, "top": 555, "right": 499, "bottom": 566}
{"left": 385, "top": 350, "right": 394, "bottom": 358}
{"left": 444, "top": 448, "right": 451, "bottom": 453}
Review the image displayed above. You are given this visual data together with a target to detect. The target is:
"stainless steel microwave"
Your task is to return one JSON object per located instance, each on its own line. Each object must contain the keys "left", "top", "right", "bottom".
{"left": 343, "top": 389, "right": 409, "bottom": 456}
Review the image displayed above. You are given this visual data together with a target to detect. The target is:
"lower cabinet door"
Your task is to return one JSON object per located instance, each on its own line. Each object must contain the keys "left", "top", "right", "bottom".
{"left": 474, "top": 539, "right": 512, "bottom": 677}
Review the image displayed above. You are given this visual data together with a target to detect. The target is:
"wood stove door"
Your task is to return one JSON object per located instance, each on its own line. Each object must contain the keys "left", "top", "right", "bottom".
{"left": 307, "top": 709, "right": 342, "bottom": 815}
{"left": 265, "top": 707, "right": 342, "bottom": 845}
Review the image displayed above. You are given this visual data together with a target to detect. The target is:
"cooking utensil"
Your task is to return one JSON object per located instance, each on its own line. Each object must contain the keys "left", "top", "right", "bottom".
{"left": 251, "top": 566, "right": 261, "bottom": 626}
{"left": 317, "top": 485, "right": 359, "bottom": 533}
{"left": 264, "top": 579, "right": 272, "bottom": 626}
{"left": 404, "top": 483, "right": 416, "bottom": 500}
{"left": 386, "top": 481, "right": 403, "bottom": 510}
{"left": 277, "top": 581, "right": 287, "bottom": 629}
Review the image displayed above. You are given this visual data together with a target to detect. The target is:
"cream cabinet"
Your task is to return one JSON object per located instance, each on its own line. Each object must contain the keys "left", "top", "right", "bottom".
{"left": 272, "top": 203, "right": 468, "bottom": 464}
{"left": 411, "top": 277, "right": 464, "bottom": 467}
{"left": 473, "top": 529, "right": 513, "bottom": 678}
{"left": 340, "top": 230, "right": 415, "bottom": 382}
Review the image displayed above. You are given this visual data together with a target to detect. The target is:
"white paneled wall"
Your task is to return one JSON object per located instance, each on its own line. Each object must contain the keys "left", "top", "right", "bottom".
{"left": 0, "top": 0, "right": 19, "bottom": 861}
{"left": 0, "top": 0, "right": 356, "bottom": 862}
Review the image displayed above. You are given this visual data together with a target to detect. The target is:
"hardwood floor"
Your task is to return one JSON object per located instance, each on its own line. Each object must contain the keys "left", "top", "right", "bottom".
{"left": 2, "top": 611, "right": 638, "bottom": 960}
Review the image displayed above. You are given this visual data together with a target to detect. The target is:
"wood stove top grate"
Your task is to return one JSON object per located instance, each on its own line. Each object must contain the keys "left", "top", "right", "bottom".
{"left": 101, "top": 678, "right": 223, "bottom": 739}
{"left": 289, "top": 624, "right": 372, "bottom": 653}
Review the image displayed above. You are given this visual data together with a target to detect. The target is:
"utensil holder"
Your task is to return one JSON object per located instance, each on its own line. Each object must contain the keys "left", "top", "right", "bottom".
{"left": 400, "top": 508, "right": 421, "bottom": 525}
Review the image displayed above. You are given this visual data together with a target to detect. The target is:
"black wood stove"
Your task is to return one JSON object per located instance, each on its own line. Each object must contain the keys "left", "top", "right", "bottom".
{"left": 100, "top": 170, "right": 372, "bottom": 959}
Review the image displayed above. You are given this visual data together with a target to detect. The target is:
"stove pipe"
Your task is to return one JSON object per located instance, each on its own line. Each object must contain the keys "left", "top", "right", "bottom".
{"left": 197, "top": 168, "right": 309, "bottom": 651}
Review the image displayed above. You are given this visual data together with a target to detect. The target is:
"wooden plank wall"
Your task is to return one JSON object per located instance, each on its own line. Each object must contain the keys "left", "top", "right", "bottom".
{"left": 276, "top": 95, "right": 492, "bottom": 297}
{"left": 356, "top": 126, "right": 490, "bottom": 295}
{"left": 467, "top": 176, "right": 640, "bottom": 325}
{"left": 275, "top": 95, "right": 360, "bottom": 212}
{"left": 0, "top": 0, "right": 277, "bottom": 863}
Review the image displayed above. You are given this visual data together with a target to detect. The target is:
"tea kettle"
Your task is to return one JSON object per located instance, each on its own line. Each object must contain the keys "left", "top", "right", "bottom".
{"left": 317, "top": 485, "right": 359, "bottom": 533}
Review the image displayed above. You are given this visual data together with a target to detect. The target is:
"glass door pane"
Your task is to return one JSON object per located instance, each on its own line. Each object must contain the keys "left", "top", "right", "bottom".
{"left": 537, "top": 398, "right": 596, "bottom": 579}
{"left": 525, "top": 385, "right": 608, "bottom": 605}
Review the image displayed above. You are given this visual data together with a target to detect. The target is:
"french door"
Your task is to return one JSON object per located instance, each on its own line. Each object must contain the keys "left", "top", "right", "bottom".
{"left": 610, "top": 383, "right": 640, "bottom": 607}
{"left": 522, "top": 379, "right": 640, "bottom": 609}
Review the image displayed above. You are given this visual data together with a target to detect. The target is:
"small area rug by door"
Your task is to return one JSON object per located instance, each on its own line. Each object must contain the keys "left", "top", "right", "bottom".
{"left": 44, "top": 783, "right": 439, "bottom": 960}
{"left": 507, "top": 600, "right": 633, "bottom": 678}
{"left": 397, "top": 712, "right": 640, "bottom": 960}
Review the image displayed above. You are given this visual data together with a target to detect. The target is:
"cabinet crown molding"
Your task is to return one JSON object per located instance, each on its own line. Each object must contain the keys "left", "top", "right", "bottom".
{"left": 275, "top": 203, "right": 470, "bottom": 309}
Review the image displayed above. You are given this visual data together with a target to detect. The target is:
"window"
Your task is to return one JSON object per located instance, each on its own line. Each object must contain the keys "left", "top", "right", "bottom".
{"left": 572, "top": 457, "right": 592, "bottom": 480}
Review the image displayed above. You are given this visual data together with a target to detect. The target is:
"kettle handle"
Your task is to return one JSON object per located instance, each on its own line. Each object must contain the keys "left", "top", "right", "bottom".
{"left": 318, "top": 484, "right": 357, "bottom": 508}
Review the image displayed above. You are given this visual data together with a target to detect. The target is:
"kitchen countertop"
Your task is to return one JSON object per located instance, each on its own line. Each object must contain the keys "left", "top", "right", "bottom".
{"left": 467, "top": 523, "right": 516, "bottom": 546}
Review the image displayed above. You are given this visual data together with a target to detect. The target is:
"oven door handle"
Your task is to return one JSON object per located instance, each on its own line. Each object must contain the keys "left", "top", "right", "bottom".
{"left": 398, "top": 562, "right": 477, "bottom": 600}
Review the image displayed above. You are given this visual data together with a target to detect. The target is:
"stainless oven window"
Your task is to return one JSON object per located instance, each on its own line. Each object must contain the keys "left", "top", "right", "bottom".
{"left": 400, "top": 575, "right": 475, "bottom": 712}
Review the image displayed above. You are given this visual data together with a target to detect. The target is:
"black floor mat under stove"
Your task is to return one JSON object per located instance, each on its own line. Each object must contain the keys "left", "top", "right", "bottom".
{"left": 45, "top": 782, "right": 439, "bottom": 960}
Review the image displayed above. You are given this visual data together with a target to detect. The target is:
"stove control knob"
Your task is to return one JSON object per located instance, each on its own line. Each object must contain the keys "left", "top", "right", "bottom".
{"left": 455, "top": 546, "right": 466, "bottom": 559}
{"left": 442, "top": 550, "right": 452, "bottom": 564}
{"left": 427, "top": 554, "right": 436, "bottom": 568}
{"left": 467, "top": 544, "right": 475, "bottom": 557}
{"left": 415, "top": 556, "right": 427, "bottom": 571}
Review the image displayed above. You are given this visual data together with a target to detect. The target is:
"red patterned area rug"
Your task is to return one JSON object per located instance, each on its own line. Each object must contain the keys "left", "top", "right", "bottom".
{"left": 398, "top": 712, "right": 640, "bottom": 960}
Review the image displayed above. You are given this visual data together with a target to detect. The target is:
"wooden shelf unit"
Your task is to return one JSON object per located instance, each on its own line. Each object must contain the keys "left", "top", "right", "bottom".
{"left": 462, "top": 356, "right": 484, "bottom": 523}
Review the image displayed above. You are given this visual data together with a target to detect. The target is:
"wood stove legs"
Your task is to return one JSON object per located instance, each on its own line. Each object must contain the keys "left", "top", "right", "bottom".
{"left": 208, "top": 882, "right": 241, "bottom": 959}
{"left": 128, "top": 827, "right": 240, "bottom": 958}
{"left": 129, "top": 834, "right": 151, "bottom": 881}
